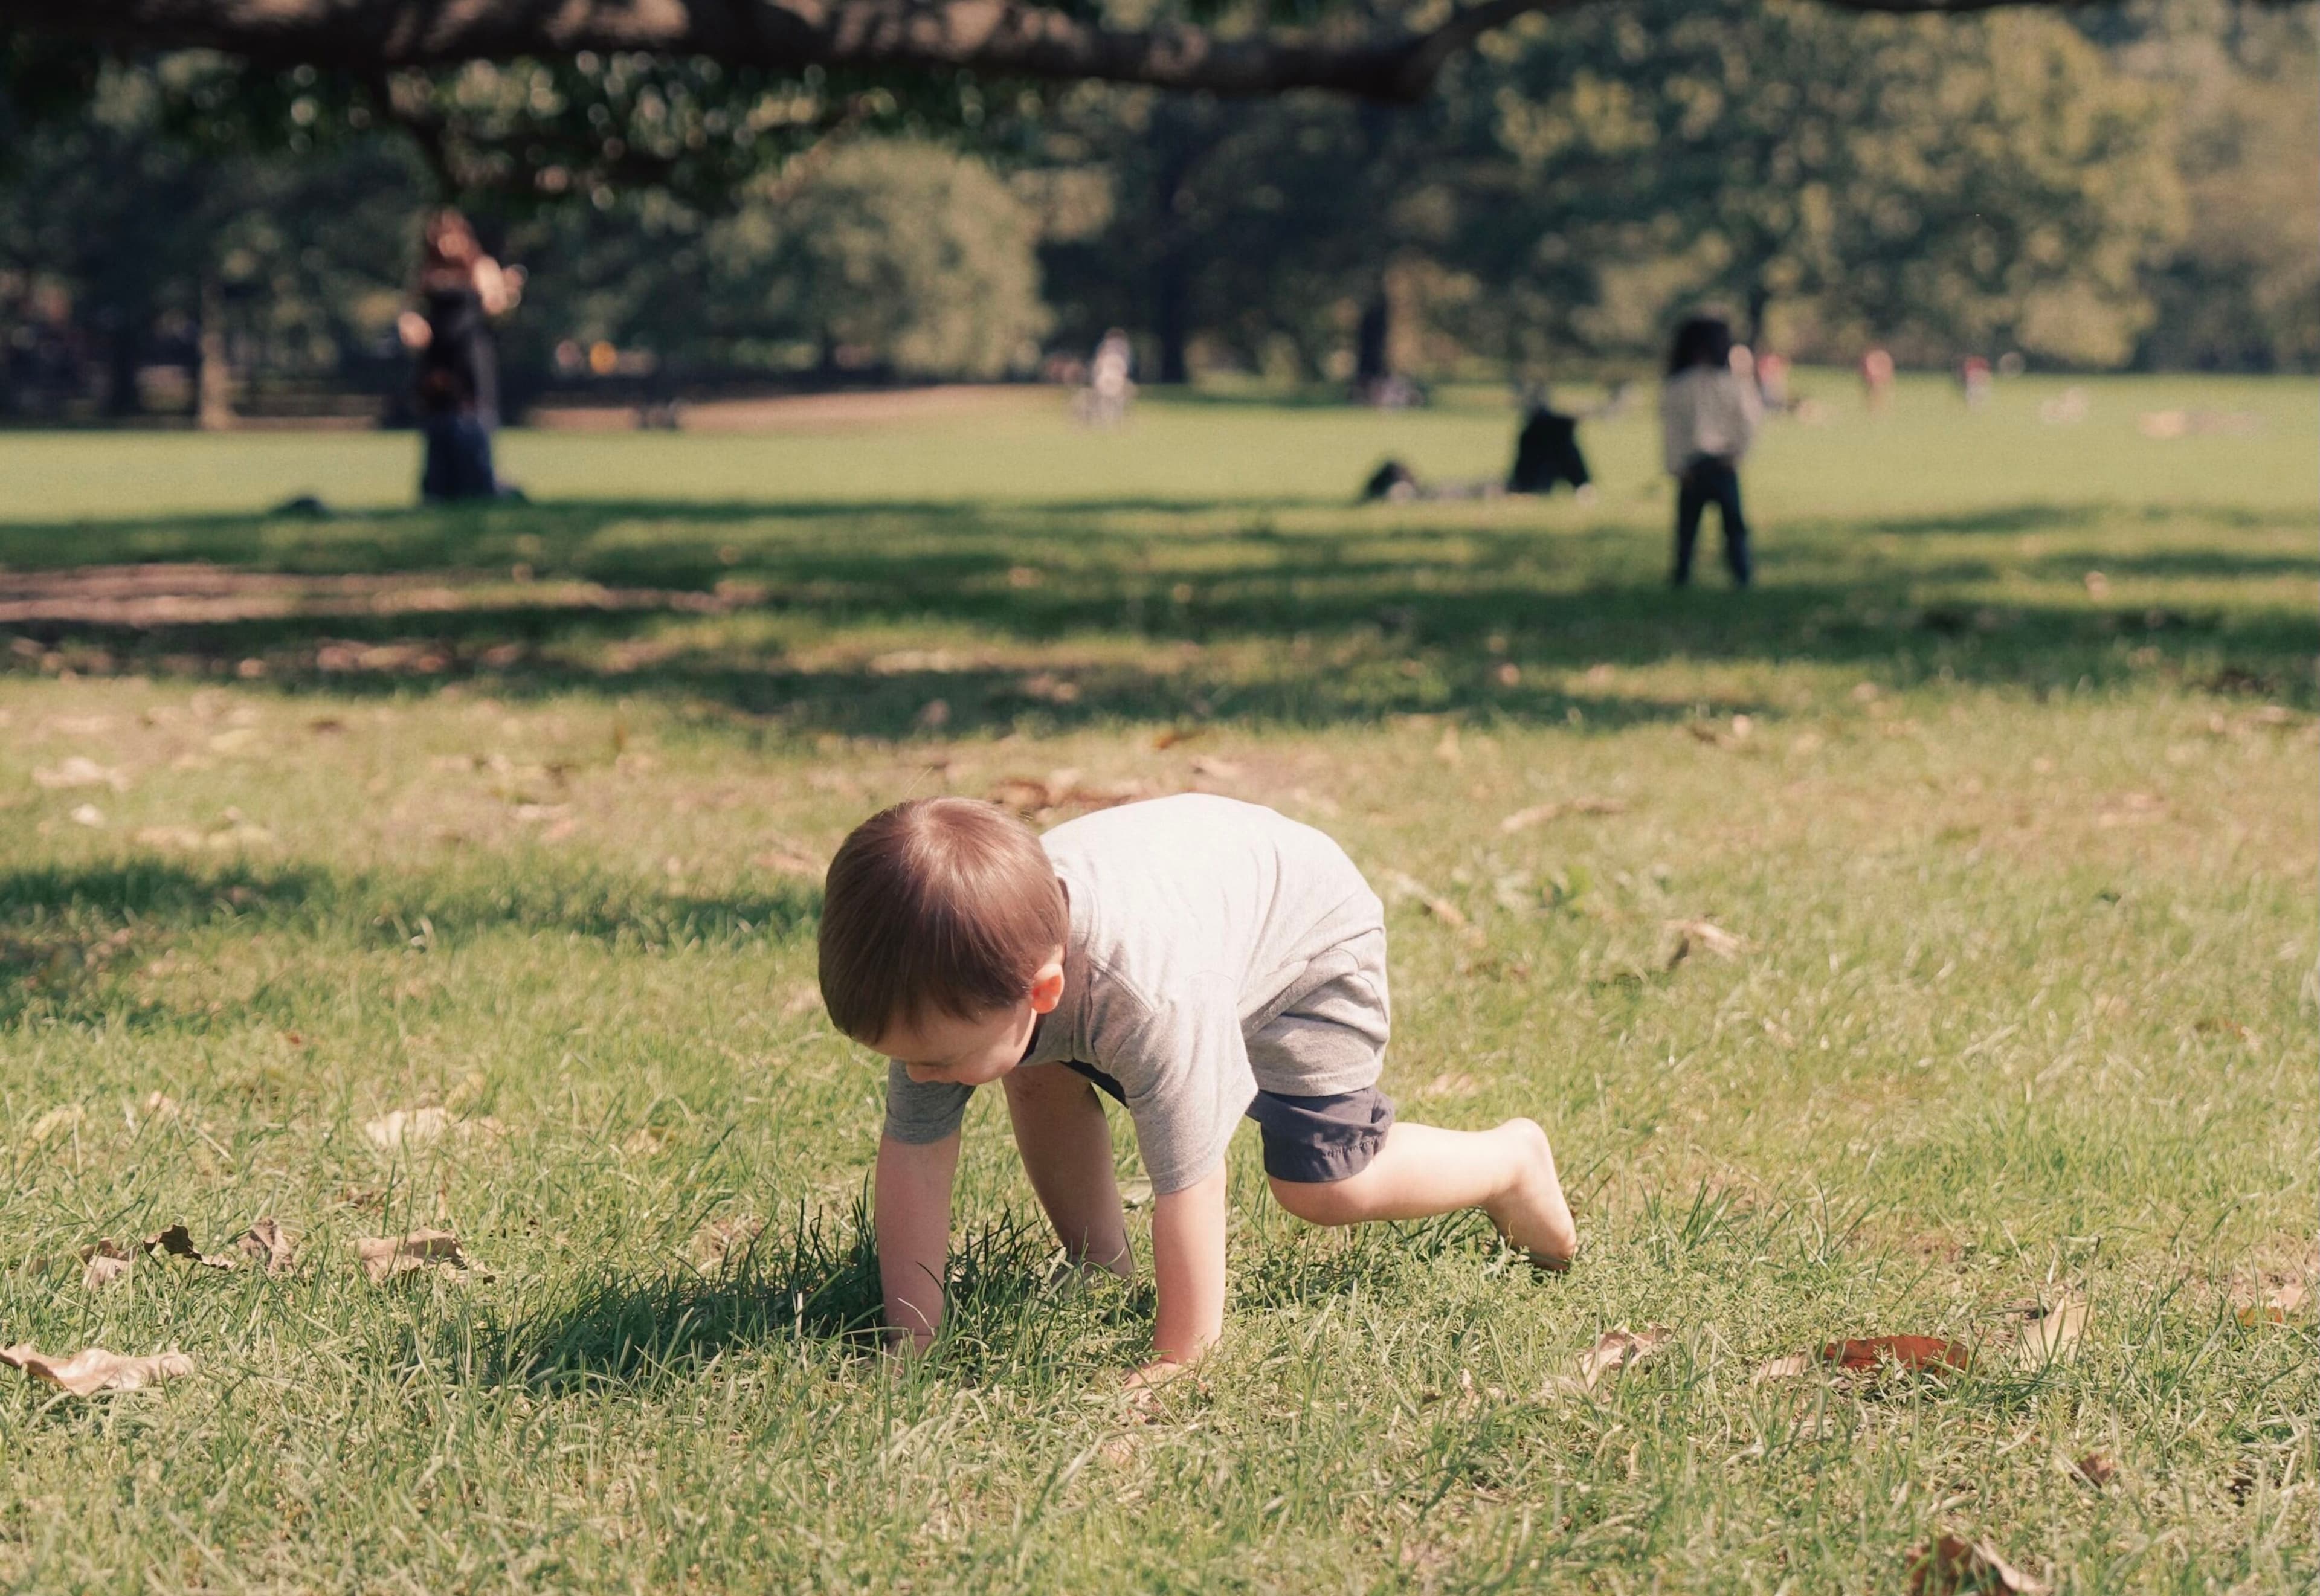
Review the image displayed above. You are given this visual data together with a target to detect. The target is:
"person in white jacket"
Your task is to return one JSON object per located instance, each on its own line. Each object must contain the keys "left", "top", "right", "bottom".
{"left": 1659, "top": 315, "right": 1762, "bottom": 587}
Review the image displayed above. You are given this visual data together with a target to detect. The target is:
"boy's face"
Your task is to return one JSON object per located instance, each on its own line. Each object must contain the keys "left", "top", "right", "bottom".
{"left": 870, "top": 953, "right": 1066, "bottom": 1088}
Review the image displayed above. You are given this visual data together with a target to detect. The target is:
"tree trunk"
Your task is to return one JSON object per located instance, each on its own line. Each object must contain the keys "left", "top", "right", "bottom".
{"left": 103, "top": 323, "right": 144, "bottom": 418}
{"left": 1743, "top": 280, "right": 1770, "bottom": 352}
{"left": 1354, "top": 291, "right": 1391, "bottom": 387}
{"left": 196, "top": 276, "right": 234, "bottom": 430}
{"left": 1153, "top": 249, "right": 1191, "bottom": 385}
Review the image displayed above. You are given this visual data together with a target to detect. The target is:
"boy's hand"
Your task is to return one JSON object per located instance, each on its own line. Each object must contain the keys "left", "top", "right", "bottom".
{"left": 875, "top": 1131, "right": 960, "bottom": 1351}
{"left": 1147, "top": 1165, "right": 1228, "bottom": 1367}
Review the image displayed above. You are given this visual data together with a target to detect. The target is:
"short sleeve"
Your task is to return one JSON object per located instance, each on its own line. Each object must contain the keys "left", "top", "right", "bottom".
{"left": 1118, "top": 979, "right": 1257, "bottom": 1197}
{"left": 882, "top": 1058, "right": 973, "bottom": 1145}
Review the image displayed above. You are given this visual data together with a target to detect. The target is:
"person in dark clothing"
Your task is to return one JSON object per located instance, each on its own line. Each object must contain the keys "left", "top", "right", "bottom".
{"left": 1659, "top": 315, "right": 1761, "bottom": 587}
{"left": 397, "top": 210, "right": 523, "bottom": 502}
{"left": 1506, "top": 404, "right": 1591, "bottom": 495}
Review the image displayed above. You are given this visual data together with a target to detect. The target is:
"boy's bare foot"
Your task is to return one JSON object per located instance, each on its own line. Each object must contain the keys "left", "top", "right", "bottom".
{"left": 1483, "top": 1119, "right": 1577, "bottom": 1270}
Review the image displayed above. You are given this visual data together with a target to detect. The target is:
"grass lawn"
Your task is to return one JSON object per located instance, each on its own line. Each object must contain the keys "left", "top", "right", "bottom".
{"left": 0, "top": 373, "right": 2312, "bottom": 1592}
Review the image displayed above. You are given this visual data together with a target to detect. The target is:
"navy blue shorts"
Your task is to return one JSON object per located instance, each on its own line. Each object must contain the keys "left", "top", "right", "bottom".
{"left": 1059, "top": 1060, "right": 1395, "bottom": 1186}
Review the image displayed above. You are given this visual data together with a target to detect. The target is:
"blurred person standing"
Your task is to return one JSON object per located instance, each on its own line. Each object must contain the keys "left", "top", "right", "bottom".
{"left": 397, "top": 210, "right": 524, "bottom": 501}
{"left": 1660, "top": 315, "right": 1761, "bottom": 588}
{"left": 1077, "top": 327, "right": 1135, "bottom": 427}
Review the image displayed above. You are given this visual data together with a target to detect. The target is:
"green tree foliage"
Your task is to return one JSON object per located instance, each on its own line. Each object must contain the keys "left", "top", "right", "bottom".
{"left": 0, "top": 58, "right": 423, "bottom": 416}
{"left": 1461, "top": 0, "right": 2184, "bottom": 365}
{"left": 2113, "top": 0, "right": 2319, "bottom": 370}
{"left": 711, "top": 141, "right": 1050, "bottom": 378}
{"left": 509, "top": 141, "right": 1049, "bottom": 382}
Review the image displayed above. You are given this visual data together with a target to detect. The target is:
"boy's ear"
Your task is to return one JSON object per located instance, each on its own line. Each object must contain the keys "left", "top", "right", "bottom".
{"left": 1026, "top": 953, "right": 1067, "bottom": 1014}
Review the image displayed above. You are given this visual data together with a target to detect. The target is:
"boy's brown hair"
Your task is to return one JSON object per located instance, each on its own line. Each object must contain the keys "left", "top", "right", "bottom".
{"left": 817, "top": 797, "right": 1067, "bottom": 1042}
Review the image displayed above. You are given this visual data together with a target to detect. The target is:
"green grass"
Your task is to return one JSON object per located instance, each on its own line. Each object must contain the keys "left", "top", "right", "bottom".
{"left": 0, "top": 373, "right": 2312, "bottom": 1592}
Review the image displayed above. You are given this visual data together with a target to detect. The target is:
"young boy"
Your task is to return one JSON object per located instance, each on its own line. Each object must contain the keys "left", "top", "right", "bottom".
{"left": 817, "top": 793, "right": 1577, "bottom": 1379}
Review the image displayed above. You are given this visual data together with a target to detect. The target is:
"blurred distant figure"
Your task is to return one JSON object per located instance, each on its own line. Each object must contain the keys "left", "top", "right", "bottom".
{"left": 398, "top": 209, "right": 523, "bottom": 501}
{"left": 1661, "top": 315, "right": 1761, "bottom": 588}
{"left": 1959, "top": 355, "right": 1992, "bottom": 408}
{"left": 1506, "top": 402, "right": 1591, "bottom": 497}
{"left": 1077, "top": 328, "right": 1135, "bottom": 427}
{"left": 1860, "top": 346, "right": 1895, "bottom": 413}
{"left": 1754, "top": 352, "right": 1791, "bottom": 411}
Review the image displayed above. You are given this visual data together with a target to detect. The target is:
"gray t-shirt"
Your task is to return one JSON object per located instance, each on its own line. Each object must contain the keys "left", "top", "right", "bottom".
{"left": 882, "top": 794, "right": 1387, "bottom": 1194}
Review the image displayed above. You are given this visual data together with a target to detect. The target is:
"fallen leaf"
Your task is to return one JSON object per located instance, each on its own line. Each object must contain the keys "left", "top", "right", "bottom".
{"left": 79, "top": 1240, "right": 135, "bottom": 1290}
{"left": 1552, "top": 1324, "right": 1671, "bottom": 1395}
{"left": 1382, "top": 870, "right": 1485, "bottom": 945}
{"left": 146, "top": 1223, "right": 239, "bottom": 1270}
{"left": 1907, "top": 1533, "right": 2044, "bottom": 1595}
{"left": 2235, "top": 1280, "right": 2307, "bottom": 1327}
{"left": 1119, "top": 1177, "right": 1155, "bottom": 1209}
{"left": 32, "top": 756, "right": 129, "bottom": 792}
{"left": 1498, "top": 797, "right": 1625, "bottom": 835}
{"left": 2006, "top": 1292, "right": 2089, "bottom": 1369}
{"left": 355, "top": 1229, "right": 486, "bottom": 1285}
{"left": 1150, "top": 726, "right": 1204, "bottom": 750}
{"left": 1823, "top": 1335, "right": 1972, "bottom": 1374}
{"left": 750, "top": 845, "right": 825, "bottom": 878}
{"left": 25, "top": 1103, "right": 85, "bottom": 1145}
{"left": 1189, "top": 755, "right": 1242, "bottom": 782}
{"left": 364, "top": 1105, "right": 456, "bottom": 1150}
{"left": 0, "top": 1343, "right": 193, "bottom": 1396}
{"left": 2072, "top": 1452, "right": 2116, "bottom": 1488}
{"left": 1750, "top": 1351, "right": 1814, "bottom": 1384}
{"left": 1663, "top": 918, "right": 1743, "bottom": 969}
{"left": 1420, "top": 1071, "right": 1480, "bottom": 1099}
{"left": 236, "top": 1218, "right": 295, "bottom": 1276}
{"left": 691, "top": 1215, "right": 765, "bottom": 1269}
{"left": 1753, "top": 1335, "right": 1971, "bottom": 1384}
{"left": 622, "top": 1125, "right": 673, "bottom": 1158}
{"left": 69, "top": 803, "right": 105, "bottom": 827}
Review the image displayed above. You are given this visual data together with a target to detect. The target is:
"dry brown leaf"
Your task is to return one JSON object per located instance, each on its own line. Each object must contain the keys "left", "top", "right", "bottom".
{"left": 363, "top": 1105, "right": 456, "bottom": 1150}
{"left": 79, "top": 1240, "right": 135, "bottom": 1290}
{"left": 1497, "top": 796, "right": 1625, "bottom": 835}
{"left": 691, "top": 1215, "right": 765, "bottom": 1269}
{"left": 2072, "top": 1452, "right": 2117, "bottom": 1488}
{"left": 1751, "top": 1351, "right": 1815, "bottom": 1384}
{"left": 750, "top": 844, "right": 825, "bottom": 878}
{"left": 1825, "top": 1335, "right": 1973, "bottom": 1373}
{"left": 146, "top": 1223, "right": 237, "bottom": 1270}
{"left": 1907, "top": 1533, "right": 2045, "bottom": 1595}
{"left": 2235, "top": 1280, "right": 2308, "bottom": 1327}
{"left": 1752, "top": 1335, "right": 1971, "bottom": 1384}
{"left": 2006, "top": 1292, "right": 2089, "bottom": 1369}
{"left": 1552, "top": 1324, "right": 1671, "bottom": 1396}
{"left": 32, "top": 756, "right": 129, "bottom": 792}
{"left": 1382, "top": 870, "right": 1485, "bottom": 946}
{"left": 355, "top": 1228, "right": 486, "bottom": 1285}
{"left": 1188, "top": 755, "right": 1242, "bottom": 782}
{"left": 1663, "top": 919, "right": 1743, "bottom": 967}
{"left": 0, "top": 1343, "right": 193, "bottom": 1396}
{"left": 25, "top": 1103, "right": 85, "bottom": 1146}
{"left": 1118, "top": 1177, "right": 1155, "bottom": 1210}
{"left": 237, "top": 1218, "right": 295, "bottom": 1276}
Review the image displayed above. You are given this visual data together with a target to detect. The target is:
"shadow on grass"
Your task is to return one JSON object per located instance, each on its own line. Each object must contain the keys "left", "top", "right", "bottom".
{"left": 0, "top": 857, "right": 819, "bottom": 1025}
{"left": 2, "top": 497, "right": 2313, "bottom": 732}
{"left": 502, "top": 1201, "right": 1136, "bottom": 1389}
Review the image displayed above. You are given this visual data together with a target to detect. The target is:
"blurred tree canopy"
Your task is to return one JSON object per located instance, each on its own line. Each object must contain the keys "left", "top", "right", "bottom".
{"left": 0, "top": 0, "right": 2310, "bottom": 422}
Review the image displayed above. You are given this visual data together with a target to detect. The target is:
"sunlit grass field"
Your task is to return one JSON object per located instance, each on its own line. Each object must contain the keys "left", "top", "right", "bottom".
{"left": 0, "top": 373, "right": 2312, "bottom": 1591}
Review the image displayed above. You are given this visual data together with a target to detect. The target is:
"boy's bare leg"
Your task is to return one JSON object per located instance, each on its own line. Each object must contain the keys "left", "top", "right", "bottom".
{"left": 1002, "top": 1066, "right": 1133, "bottom": 1276}
{"left": 1268, "top": 1119, "right": 1577, "bottom": 1266}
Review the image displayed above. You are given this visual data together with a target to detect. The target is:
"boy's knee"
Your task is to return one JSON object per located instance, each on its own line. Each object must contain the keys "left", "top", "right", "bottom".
{"left": 1268, "top": 1174, "right": 1362, "bottom": 1228}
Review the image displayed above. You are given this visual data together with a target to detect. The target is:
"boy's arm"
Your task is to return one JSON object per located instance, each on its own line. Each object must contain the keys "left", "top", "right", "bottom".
{"left": 1142, "top": 1163, "right": 1228, "bottom": 1375}
{"left": 874, "top": 1130, "right": 959, "bottom": 1352}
